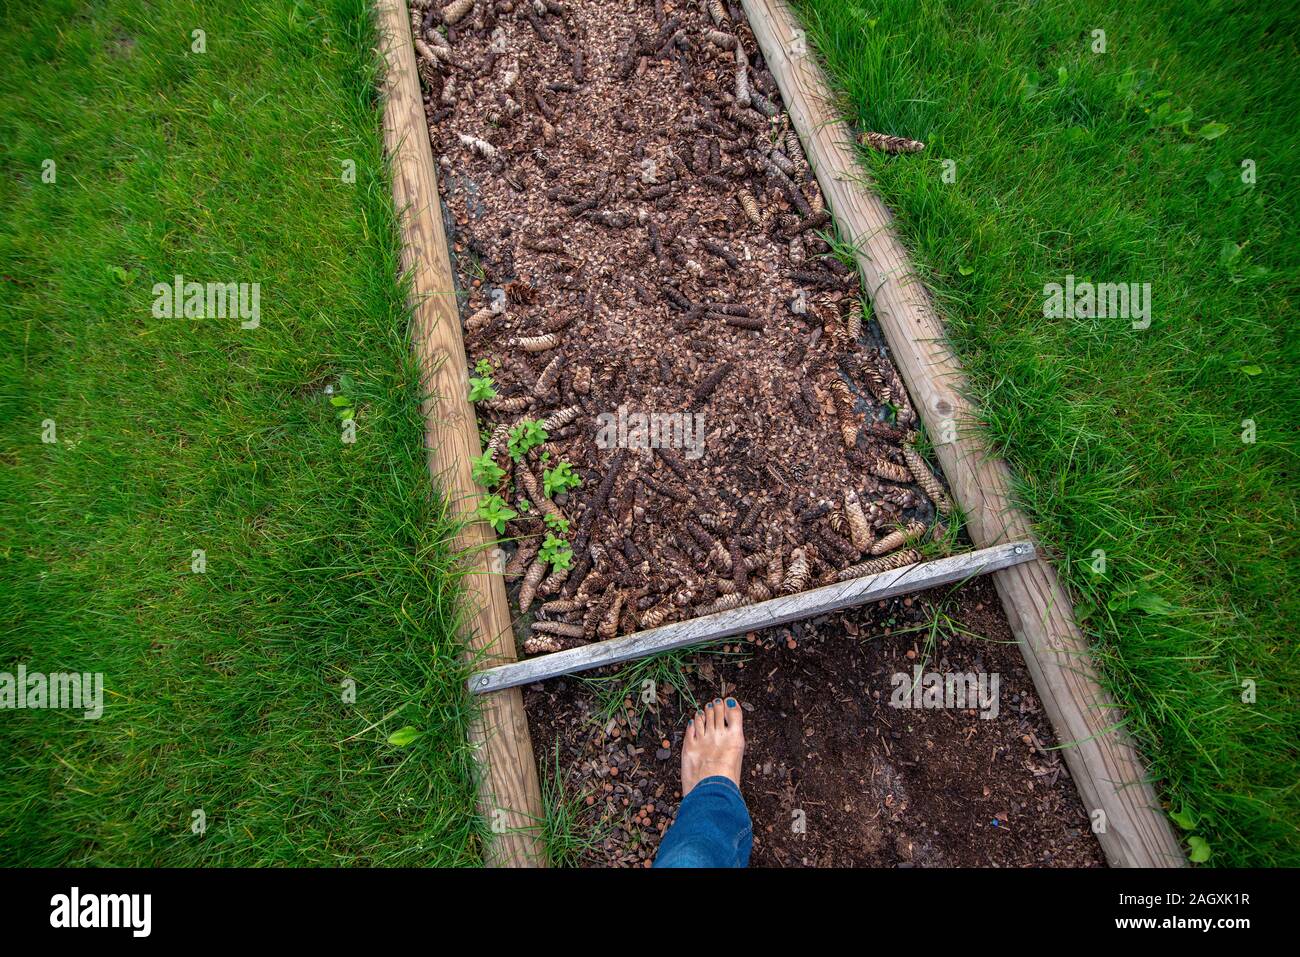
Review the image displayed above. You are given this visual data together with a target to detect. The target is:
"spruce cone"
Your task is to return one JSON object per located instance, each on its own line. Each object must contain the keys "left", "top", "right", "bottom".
{"left": 695, "top": 593, "right": 747, "bottom": 616}
{"left": 902, "top": 445, "right": 953, "bottom": 516}
{"left": 441, "top": 0, "right": 475, "bottom": 25}
{"left": 512, "top": 334, "right": 561, "bottom": 353}
{"left": 843, "top": 490, "right": 874, "bottom": 552}
{"left": 518, "top": 558, "right": 547, "bottom": 613}
{"left": 836, "top": 549, "right": 922, "bottom": 581}
{"left": 640, "top": 604, "right": 673, "bottom": 630}
{"left": 598, "top": 592, "right": 625, "bottom": 639}
{"left": 870, "top": 520, "right": 928, "bottom": 556}
{"left": 503, "top": 542, "right": 538, "bottom": 580}
{"left": 523, "top": 635, "right": 561, "bottom": 655}
{"left": 847, "top": 300, "right": 863, "bottom": 341}
{"left": 483, "top": 395, "right": 531, "bottom": 413}
{"left": 869, "top": 456, "right": 912, "bottom": 484}
{"left": 540, "top": 597, "right": 583, "bottom": 615}
{"left": 859, "top": 131, "right": 925, "bottom": 155}
{"left": 781, "top": 547, "right": 811, "bottom": 594}
{"left": 531, "top": 620, "right": 585, "bottom": 639}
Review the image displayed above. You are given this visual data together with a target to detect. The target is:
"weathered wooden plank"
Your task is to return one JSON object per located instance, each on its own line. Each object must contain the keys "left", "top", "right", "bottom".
{"left": 376, "top": 0, "right": 545, "bottom": 867}
{"left": 470, "top": 542, "right": 1035, "bottom": 694}
{"left": 740, "top": 0, "right": 1184, "bottom": 867}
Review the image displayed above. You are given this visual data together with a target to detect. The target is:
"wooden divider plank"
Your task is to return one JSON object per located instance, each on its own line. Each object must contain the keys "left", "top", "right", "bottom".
{"left": 376, "top": 0, "right": 545, "bottom": 868}
{"left": 740, "top": 0, "right": 1184, "bottom": 867}
{"left": 472, "top": 543, "right": 1036, "bottom": 693}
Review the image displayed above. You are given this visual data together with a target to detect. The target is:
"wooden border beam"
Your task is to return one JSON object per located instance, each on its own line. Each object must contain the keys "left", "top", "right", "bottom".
{"left": 376, "top": 0, "right": 545, "bottom": 867}
{"left": 471, "top": 542, "right": 1035, "bottom": 694}
{"left": 741, "top": 0, "right": 1184, "bottom": 867}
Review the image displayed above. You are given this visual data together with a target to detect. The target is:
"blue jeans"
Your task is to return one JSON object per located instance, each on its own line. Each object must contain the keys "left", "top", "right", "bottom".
{"left": 654, "top": 776, "right": 752, "bottom": 868}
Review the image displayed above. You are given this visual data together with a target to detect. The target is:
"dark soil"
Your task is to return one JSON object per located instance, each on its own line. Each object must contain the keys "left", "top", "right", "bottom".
{"left": 526, "top": 576, "right": 1105, "bottom": 868}
{"left": 415, "top": 0, "right": 1104, "bottom": 867}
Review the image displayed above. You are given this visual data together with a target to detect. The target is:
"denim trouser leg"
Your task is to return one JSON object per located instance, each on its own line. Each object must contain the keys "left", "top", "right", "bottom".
{"left": 653, "top": 775, "right": 752, "bottom": 868}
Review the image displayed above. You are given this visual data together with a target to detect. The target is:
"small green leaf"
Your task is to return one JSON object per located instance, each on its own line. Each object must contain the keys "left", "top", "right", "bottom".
{"left": 958, "top": 265, "right": 974, "bottom": 277}
{"left": 1064, "top": 125, "right": 1092, "bottom": 146}
{"left": 387, "top": 726, "right": 422, "bottom": 747}
{"left": 1240, "top": 364, "right": 1263, "bottom": 377}
{"left": 468, "top": 376, "right": 497, "bottom": 403}
{"left": 1108, "top": 587, "right": 1176, "bottom": 616}
{"left": 542, "top": 461, "right": 582, "bottom": 497}
{"left": 1187, "top": 835, "right": 1212, "bottom": 863}
{"left": 1219, "top": 241, "right": 1242, "bottom": 266}
{"left": 1198, "top": 122, "right": 1229, "bottom": 140}
{"left": 507, "top": 419, "right": 548, "bottom": 462}
{"left": 471, "top": 452, "right": 506, "bottom": 487}
{"left": 539, "top": 533, "right": 573, "bottom": 571}
{"left": 1057, "top": 65, "right": 1068, "bottom": 85}
{"left": 329, "top": 395, "right": 351, "bottom": 407}
{"left": 1169, "top": 806, "right": 1198, "bottom": 830}
{"left": 475, "top": 493, "right": 518, "bottom": 533}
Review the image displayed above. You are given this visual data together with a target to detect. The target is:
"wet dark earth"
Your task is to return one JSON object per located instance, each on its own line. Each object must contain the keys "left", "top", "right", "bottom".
{"left": 525, "top": 575, "right": 1106, "bottom": 867}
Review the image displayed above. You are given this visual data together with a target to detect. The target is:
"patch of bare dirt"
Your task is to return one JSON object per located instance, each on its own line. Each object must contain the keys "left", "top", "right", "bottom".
{"left": 526, "top": 577, "right": 1105, "bottom": 868}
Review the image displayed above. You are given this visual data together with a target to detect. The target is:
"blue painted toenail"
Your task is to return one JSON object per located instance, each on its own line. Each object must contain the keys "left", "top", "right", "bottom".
{"left": 726, "top": 698, "right": 737, "bottom": 708}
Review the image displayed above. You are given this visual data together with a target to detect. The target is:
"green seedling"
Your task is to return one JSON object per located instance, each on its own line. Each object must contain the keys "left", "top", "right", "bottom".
{"left": 475, "top": 494, "right": 517, "bottom": 534}
{"left": 467, "top": 374, "right": 497, "bottom": 403}
{"left": 543, "top": 461, "right": 582, "bottom": 498}
{"left": 507, "top": 418, "right": 547, "bottom": 462}
{"left": 538, "top": 533, "right": 572, "bottom": 571}
{"left": 470, "top": 452, "right": 505, "bottom": 487}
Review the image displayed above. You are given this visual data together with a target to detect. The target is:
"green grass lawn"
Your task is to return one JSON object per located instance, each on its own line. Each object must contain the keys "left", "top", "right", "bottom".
{"left": 794, "top": 0, "right": 1298, "bottom": 865}
{"left": 0, "top": 0, "right": 487, "bottom": 864}
{"left": 3, "top": 0, "right": 1295, "bottom": 870}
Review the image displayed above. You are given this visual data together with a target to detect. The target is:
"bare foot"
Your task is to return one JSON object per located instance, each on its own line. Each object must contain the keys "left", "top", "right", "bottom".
{"left": 681, "top": 698, "right": 745, "bottom": 796}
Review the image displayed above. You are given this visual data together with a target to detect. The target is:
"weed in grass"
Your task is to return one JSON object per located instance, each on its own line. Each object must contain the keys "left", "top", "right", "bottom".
{"left": 539, "top": 742, "right": 607, "bottom": 868}
{"left": 581, "top": 644, "right": 734, "bottom": 724}
{"left": 870, "top": 580, "right": 1004, "bottom": 668}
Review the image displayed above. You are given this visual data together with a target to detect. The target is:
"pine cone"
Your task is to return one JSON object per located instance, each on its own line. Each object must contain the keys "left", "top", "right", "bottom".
{"left": 518, "top": 558, "right": 547, "bottom": 613}
{"left": 870, "top": 520, "right": 928, "bottom": 556}
{"left": 781, "top": 547, "right": 811, "bottom": 594}
{"left": 859, "top": 131, "right": 925, "bottom": 155}
{"left": 902, "top": 445, "right": 953, "bottom": 516}
{"left": 843, "top": 490, "right": 874, "bottom": 552}
{"left": 531, "top": 620, "right": 585, "bottom": 639}
{"left": 523, "top": 635, "right": 562, "bottom": 655}
{"left": 836, "top": 549, "right": 922, "bottom": 581}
